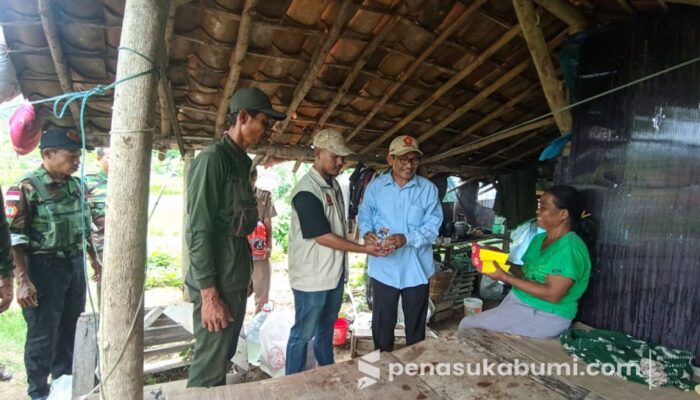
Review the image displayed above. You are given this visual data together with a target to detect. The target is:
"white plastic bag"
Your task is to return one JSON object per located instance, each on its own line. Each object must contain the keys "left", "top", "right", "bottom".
{"left": 47, "top": 374, "right": 72, "bottom": 400}
{"left": 259, "top": 309, "right": 317, "bottom": 378}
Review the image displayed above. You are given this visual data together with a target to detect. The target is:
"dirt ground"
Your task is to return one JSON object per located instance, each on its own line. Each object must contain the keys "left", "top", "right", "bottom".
{"left": 0, "top": 257, "right": 465, "bottom": 399}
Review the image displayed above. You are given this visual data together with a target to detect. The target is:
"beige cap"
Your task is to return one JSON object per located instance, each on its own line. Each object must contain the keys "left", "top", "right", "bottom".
{"left": 389, "top": 135, "right": 423, "bottom": 156}
{"left": 312, "top": 128, "right": 354, "bottom": 156}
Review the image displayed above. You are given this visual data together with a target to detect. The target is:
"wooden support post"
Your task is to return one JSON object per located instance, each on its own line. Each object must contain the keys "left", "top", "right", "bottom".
{"left": 72, "top": 313, "right": 98, "bottom": 398}
{"left": 360, "top": 24, "right": 522, "bottom": 153}
{"left": 181, "top": 150, "right": 193, "bottom": 301}
{"left": 513, "top": 0, "right": 573, "bottom": 135}
{"left": 425, "top": 117, "right": 556, "bottom": 164}
{"left": 37, "top": 0, "right": 81, "bottom": 130}
{"left": 214, "top": 0, "right": 257, "bottom": 137}
{"left": 100, "top": 2, "right": 168, "bottom": 400}
{"left": 292, "top": 159, "right": 303, "bottom": 173}
{"left": 345, "top": 0, "right": 489, "bottom": 143}
{"left": 270, "top": 0, "right": 353, "bottom": 141}
{"left": 533, "top": 0, "right": 590, "bottom": 33}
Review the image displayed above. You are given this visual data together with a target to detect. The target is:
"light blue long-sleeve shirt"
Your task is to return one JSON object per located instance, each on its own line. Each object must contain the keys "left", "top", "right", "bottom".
{"left": 358, "top": 173, "right": 443, "bottom": 289}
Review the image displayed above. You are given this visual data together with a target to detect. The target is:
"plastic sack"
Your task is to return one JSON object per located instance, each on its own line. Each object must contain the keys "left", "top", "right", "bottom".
{"left": 9, "top": 103, "right": 41, "bottom": 155}
{"left": 259, "top": 309, "right": 316, "bottom": 378}
{"left": 47, "top": 374, "right": 72, "bottom": 400}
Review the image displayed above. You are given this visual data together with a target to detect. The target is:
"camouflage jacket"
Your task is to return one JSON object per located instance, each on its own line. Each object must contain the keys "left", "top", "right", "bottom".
{"left": 5, "top": 166, "right": 91, "bottom": 254}
{"left": 0, "top": 187, "right": 14, "bottom": 278}
{"left": 84, "top": 171, "right": 107, "bottom": 254}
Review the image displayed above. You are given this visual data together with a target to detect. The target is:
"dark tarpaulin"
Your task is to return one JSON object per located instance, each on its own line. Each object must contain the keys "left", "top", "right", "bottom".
{"left": 560, "top": 7, "right": 700, "bottom": 364}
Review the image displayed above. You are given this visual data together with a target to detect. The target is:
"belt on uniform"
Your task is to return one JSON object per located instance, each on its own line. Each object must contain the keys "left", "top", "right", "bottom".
{"left": 30, "top": 250, "right": 81, "bottom": 259}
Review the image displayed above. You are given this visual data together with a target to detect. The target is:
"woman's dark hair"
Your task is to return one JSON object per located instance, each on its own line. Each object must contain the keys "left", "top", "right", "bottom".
{"left": 546, "top": 185, "right": 596, "bottom": 250}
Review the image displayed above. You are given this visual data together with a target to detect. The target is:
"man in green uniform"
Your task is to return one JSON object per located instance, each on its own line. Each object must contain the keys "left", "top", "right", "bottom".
{"left": 5, "top": 128, "right": 100, "bottom": 400}
{"left": 85, "top": 147, "right": 108, "bottom": 294}
{"left": 185, "top": 87, "right": 285, "bottom": 388}
{"left": 0, "top": 186, "right": 14, "bottom": 314}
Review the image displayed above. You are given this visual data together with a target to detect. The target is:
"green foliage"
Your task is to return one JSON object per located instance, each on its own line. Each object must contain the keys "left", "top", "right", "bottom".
{"left": 145, "top": 251, "right": 183, "bottom": 289}
{"left": 272, "top": 214, "right": 290, "bottom": 254}
{"left": 0, "top": 309, "right": 27, "bottom": 372}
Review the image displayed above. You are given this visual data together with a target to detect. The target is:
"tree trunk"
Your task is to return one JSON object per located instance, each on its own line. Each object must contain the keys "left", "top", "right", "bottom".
{"left": 99, "top": 2, "right": 167, "bottom": 399}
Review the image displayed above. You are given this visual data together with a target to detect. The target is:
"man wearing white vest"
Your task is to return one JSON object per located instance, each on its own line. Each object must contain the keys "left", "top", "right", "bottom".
{"left": 286, "top": 129, "right": 388, "bottom": 374}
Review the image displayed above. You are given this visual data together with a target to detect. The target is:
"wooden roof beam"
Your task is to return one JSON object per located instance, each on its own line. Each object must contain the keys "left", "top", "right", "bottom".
{"left": 37, "top": 0, "right": 81, "bottom": 131}
{"left": 425, "top": 117, "right": 556, "bottom": 164}
{"left": 473, "top": 128, "right": 548, "bottom": 165}
{"left": 665, "top": 0, "right": 700, "bottom": 5}
{"left": 270, "top": 0, "right": 353, "bottom": 141}
{"left": 614, "top": 0, "right": 638, "bottom": 14}
{"left": 414, "top": 29, "right": 565, "bottom": 147}
{"left": 158, "top": 0, "right": 179, "bottom": 140}
{"left": 315, "top": 15, "right": 401, "bottom": 133}
{"left": 514, "top": 0, "right": 573, "bottom": 134}
{"left": 533, "top": 0, "right": 591, "bottom": 33}
{"left": 360, "top": 23, "right": 522, "bottom": 153}
{"left": 344, "top": 0, "right": 489, "bottom": 143}
{"left": 493, "top": 141, "right": 549, "bottom": 169}
{"left": 214, "top": 0, "right": 256, "bottom": 137}
{"left": 439, "top": 83, "right": 539, "bottom": 150}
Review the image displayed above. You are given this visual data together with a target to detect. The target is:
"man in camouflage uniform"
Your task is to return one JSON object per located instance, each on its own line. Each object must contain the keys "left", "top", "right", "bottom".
{"left": 5, "top": 128, "right": 100, "bottom": 400}
{"left": 0, "top": 186, "right": 14, "bottom": 313}
{"left": 0, "top": 185, "right": 15, "bottom": 381}
{"left": 85, "top": 147, "right": 108, "bottom": 298}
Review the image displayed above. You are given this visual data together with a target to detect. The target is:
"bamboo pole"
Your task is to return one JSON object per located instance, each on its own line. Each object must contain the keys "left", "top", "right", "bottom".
{"left": 345, "top": 0, "right": 489, "bottom": 143}
{"left": 215, "top": 0, "right": 257, "bottom": 137}
{"left": 99, "top": 2, "right": 168, "bottom": 400}
{"left": 533, "top": 0, "right": 591, "bottom": 32}
{"left": 37, "top": 0, "right": 81, "bottom": 130}
{"left": 359, "top": 23, "right": 521, "bottom": 152}
{"left": 439, "top": 83, "right": 538, "bottom": 150}
{"left": 425, "top": 117, "right": 556, "bottom": 164}
{"left": 513, "top": 0, "right": 573, "bottom": 134}
{"left": 270, "top": 0, "right": 354, "bottom": 141}
{"left": 181, "top": 150, "right": 193, "bottom": 302}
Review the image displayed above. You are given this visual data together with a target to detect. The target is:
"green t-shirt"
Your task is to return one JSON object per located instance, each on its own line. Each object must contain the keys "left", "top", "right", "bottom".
{"left": 512, "top": 231, "right": 591, "bottom": 319}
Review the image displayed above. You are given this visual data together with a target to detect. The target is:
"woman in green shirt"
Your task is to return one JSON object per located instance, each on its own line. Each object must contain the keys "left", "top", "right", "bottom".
{"left": 459, "top": 185, "right": 595, "bottom": 337}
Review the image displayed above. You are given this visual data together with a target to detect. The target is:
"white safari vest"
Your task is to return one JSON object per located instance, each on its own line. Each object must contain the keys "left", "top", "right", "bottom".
{"left": 288, "top": 168, "right": 348, "bottom": 291}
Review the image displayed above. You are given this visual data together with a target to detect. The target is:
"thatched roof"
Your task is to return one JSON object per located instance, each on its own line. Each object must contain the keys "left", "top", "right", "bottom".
{"left": 0, "top": 0, "right": 678, "bottom": 176}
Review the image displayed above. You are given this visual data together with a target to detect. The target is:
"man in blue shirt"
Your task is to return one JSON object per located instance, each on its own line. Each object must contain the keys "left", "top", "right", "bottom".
{"left": 358, "top": 135, "right": 443, "bottom": 351}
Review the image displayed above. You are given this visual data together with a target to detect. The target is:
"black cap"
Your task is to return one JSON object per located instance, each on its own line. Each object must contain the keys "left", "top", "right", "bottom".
{"left": 229, "top": 87, "right": 286, "bottom": 121}
{"left": 39, "top": 128, "right": 93, "bottom": 150}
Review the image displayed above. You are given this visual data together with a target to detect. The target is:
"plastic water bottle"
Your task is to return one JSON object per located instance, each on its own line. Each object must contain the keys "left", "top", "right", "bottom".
{"left": 246, "top": 303, "right": 272, "bottom": 366}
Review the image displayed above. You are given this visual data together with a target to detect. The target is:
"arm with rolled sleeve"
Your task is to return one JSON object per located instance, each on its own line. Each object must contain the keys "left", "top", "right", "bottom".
{"left": 357, "top": 181, "right": 377, "bottom": 240}
{"left": 186, "top": 152, "right": 223, "bottom": 290}
{"left": 405, "top": 183, "right": 443, "bottom": 248}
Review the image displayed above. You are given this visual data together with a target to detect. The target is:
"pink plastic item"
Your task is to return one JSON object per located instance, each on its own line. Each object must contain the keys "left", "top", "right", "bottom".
{"left": 9, "top": 103, "right": 41, "bottom": 155}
